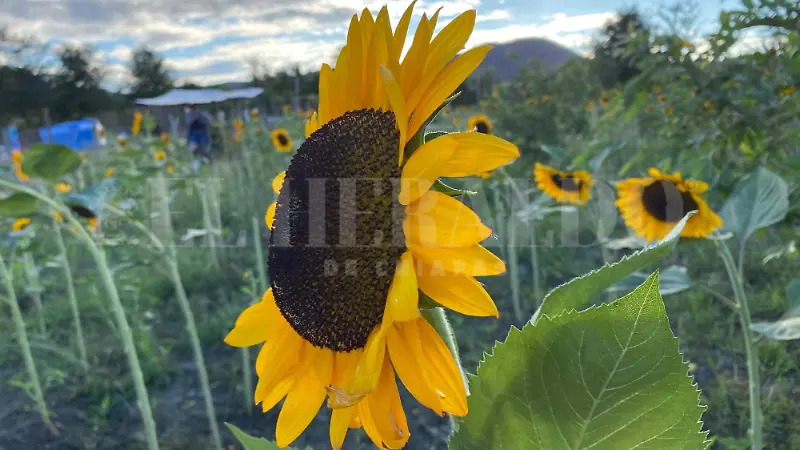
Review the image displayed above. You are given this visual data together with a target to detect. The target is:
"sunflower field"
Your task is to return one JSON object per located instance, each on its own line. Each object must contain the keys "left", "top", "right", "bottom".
{"left": 2, "top": 1, "right": 800, "bottom": 450}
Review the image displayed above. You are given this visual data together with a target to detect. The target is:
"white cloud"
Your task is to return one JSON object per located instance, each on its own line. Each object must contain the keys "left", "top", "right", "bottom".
{"left": 476, "top": 9, "right": 511, "bottom": 22}
{"left": 467, "top": 12, "right": 615, "bottom": 48}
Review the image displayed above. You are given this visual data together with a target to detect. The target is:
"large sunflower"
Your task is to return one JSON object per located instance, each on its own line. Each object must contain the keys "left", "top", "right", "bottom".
{"left": 616, "top": 168, "right": 722, "bottom": 241}
{"left": 228, "top": 3, "right": 519, "bottom": 449}
{"left": 271, "top": 128, "right": 294, "bottom": 152}
{"left": 467, "top": 114, "right": 492, "bottom": 134}
{"left": 534, "top": 162, "right": 593, "bottom": 205}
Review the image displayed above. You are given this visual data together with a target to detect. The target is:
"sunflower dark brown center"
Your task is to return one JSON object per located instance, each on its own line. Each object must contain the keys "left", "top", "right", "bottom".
{"left": 641, "top": 180, "right": 698, "bottom": 222}
{"left": 268, "top": 109, "right": 405, "bottom": 352}
{"left": 474, "top": 120, "right": 490, "bottom": 134}
{"left": 277, "top": 133, "right": 289, "bottom": 146}
{"left": 551, "top": 173, "right": 582, "bottom": 192}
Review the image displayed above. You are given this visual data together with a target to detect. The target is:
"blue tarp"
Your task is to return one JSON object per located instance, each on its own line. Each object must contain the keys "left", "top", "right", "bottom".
{"left": 39, "top": 119, "right": 102, "bottom": 151}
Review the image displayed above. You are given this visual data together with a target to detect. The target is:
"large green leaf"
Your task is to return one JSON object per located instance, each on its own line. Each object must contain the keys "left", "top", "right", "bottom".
{"left": 450, "top": 273, "right": 709, "bottom": 450}
{"left": 62, "top": 178, "right": 119, "bottom": 219}
{"left": 224, "top": 423, "right": 307, "bottom": 450}
{"left": 720, "top": 167, "right": 788, "bottom": 243}
{"left": 0, "top": 192, "right": 40, "bottom": 217}
{"left": 532, "top": 212, "right": 693, "bottom": 323}
{"left": 20, "top": 144, "right": 81, "bottom": 182}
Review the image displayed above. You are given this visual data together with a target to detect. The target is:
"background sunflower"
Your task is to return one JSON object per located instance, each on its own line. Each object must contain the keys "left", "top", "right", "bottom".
{"left": 616, "top": 168, "right": 722, "bottom": 241}
{"left": 271, "top": 128, "right": 293, "bottom": 152}
{"left": 467, "top": 114, "right": 492, "bottom": 134}
{"left": 533, "top": 162, "right": 593, "bottom": 205}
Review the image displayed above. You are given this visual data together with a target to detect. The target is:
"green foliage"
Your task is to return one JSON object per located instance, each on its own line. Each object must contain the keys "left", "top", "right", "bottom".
{"left": 533, "top": 212, "right": 693, "bottom": 322}
{"left": 62, "top": 178, "right": 118, "bottom": 219}
{"left": 450, "top": 273, "right": 708, "bottom": 449}
{"left": 0, "top": 192, "right": 39, "bottom": 217}
{"left": 19, "top": 144, "right": 81, "bottom": 183}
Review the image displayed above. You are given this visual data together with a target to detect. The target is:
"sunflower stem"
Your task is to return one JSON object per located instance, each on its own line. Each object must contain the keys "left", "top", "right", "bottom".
{"left": 506, "top": 214, "right": 522, "bottom": 322}
{"left": 196, "top": 180, "right": 220, "bottom": 269}
{"left": 22, "top": 252, "right": 47, "bottom": 336}
{"left": 53, "top": 218, "right": 89, "bottom": 372}
{"left": 0, "top": 177, "right": 160, "bottom": 450}
{"left": 0, "top": 249, "right": 58, "bottom": 436}
{"left": 529, "top": 219, "right": 542, "bottom": 308}
{"left": 154, "top": 173, "right": 223, "bottom": 450}
{"left": 716, "top": 238, "right": 762, "bottom": 450}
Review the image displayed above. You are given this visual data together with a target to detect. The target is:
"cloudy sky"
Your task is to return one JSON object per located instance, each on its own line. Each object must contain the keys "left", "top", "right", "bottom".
{"left": 1, "top": 0, "right": 739, "bottom": 87}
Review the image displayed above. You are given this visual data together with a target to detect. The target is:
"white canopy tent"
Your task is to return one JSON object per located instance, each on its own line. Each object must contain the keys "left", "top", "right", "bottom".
{"left": 135, "top": 88, "right": 264, "bottom": 106}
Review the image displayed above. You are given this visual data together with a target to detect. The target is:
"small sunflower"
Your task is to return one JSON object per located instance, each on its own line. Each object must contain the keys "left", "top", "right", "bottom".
{"left": 117, "top": 136, "right": 127, "bottom": 147}
{"left": 105, "top": 168, "right": 114, "bottom": 178}
{"left": 230, "top": 4, "right": 519, "bottom": 449}
{"left": 56, "top": 182, "right": 72, "bottom": 194}
{"left": 52, "top": 211, "right": 64, "bottom": 223}
{"left": 160, "top": 133, "right": 169, "bottom": 146}
{"left": 467, "top": 114, "right": 492, "bottom": 134}
{"left": 657, "top": 94, "right": 666, "bottom": 103}
{"left": 780, "top": 86, "right": 796, "bottom": 97}
{"left": 132, "top": 112, "right": 143, "bottom": 135}
{"left": 271, "top": 129, "right": 293, "bottom": 152}
{"left": 616, "top": 168, "right": 722, "bottom": 241}
{"left": 527, "top": 97, "right": 538, "bottom": 105}
{"left": 598, "top": 93, "right": 610, "bottom": 107}
{"left": 12, "top": 217, "right": 31, "bottom": 232}
{"left": 651, "top": 84, "right": 661, "bottom": 93}
{"left": 154, "top": 150, "right": 167, "bottom": 161}
{"left": 11, "top": 150, "right": 29, "bottom": 181}
{"left": 166, "top": 164, "right": 174, "bottom": 174}
{"left": 88, "top": 217, "right": 99, "bottom": 233}
{"left": 585, "top": 101, "right": 596, "bottom": 111}
{"left": 542, "top": 94, "right": 553, "bottom": 102}
{"left": 665, "top": 106, "right": 674, "bottom": 116}
{"left": 534, "top": 163, "right": 593, "bottom": 205}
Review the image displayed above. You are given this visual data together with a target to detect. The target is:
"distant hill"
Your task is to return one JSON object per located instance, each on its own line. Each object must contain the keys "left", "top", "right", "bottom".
{"left": 475, "top": 38, "right": 584, "bottom": 82}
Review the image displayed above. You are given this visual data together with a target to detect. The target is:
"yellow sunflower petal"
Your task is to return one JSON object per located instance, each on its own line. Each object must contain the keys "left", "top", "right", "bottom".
{"left": 330, "top": 406, "right": 357, "bottom": 450}
{"left": 390, "top": 1, "right": 416, "bottom": 61}
{"left": 386, "top": 251, "right": 419, "bottom": 322}
{"left": 398, "top": 135, "right": 458, "bottom": 205}
{"left": 416, "top": 318, "right": 468, "bottom": 416}
{"left": 365, "top": 357, "right": 410, "bottom": 449}
{"left": 275, "top": 345, "right": 333, "bottom": 448}
{"left": 411, "top": 243, "right": 505, "bottom": 276}
{"left": 417, "top": 263, "right": 499, "bottom": 317}
{"left": 387, "top": 323, "right": 443, "bottom": 415}
{"left": 404, "top": 190, "right": 492, "bottom": 247}
{"left": 272, "top": 171, "right": 286, "bottom": 194}
{"left": 379, "top": 66, "right": 409, "bottom": 159}
{"left": 257, "top": 376, "right": 293, "bottom": 412}
{"left": 266, "top": 202, "right": 277, "bottom": 230}
{"left": 318, "top": 64, "right": 334, "bottom": 125}
{"left": 407, "top": 10, "right": 476, "bottom": 114}
{"left": 408, "top": 45, "right": 492, "bottom": 138}
{"left": 437, "top": 132, "right": 520, "bottom": 178}
{"left": 400, "top": 14, "right": 433, "bottom": 99}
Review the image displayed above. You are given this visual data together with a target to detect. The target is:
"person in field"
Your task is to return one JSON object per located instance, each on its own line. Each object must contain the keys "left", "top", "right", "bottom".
{"left": 184, "top": 105, "right": 213, "bottom": 161}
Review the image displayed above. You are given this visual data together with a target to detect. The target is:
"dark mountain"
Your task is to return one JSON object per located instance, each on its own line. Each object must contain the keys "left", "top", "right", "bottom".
{"left": 476, "top": 37, "right": 584, "bottom": 82}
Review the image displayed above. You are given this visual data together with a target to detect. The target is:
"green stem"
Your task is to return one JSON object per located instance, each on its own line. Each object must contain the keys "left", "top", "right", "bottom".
{"left": 53, "top": 219, "right": 88, "bottom": 372}
{"left": 716, "top": 238, "right": 762, "bottom": 450}
{"left": 155, "top": 173, "right": 223, "bottom": 450}
{"left": 197, "top": 181, "right": 220, "bottom": 269}
{"left": 529, "top": 220, "right": 541, "bottom": 308}
{"left": 506, "top": 216, "right": 522, "bottom": 322}
{"left": 22, "top": 252, "right": 47, "bottom": 335}
{"left": 252, "top": 216, "right": 268, "bottom": 293}
{"left": 0, "top": 250, "right": 58, "bottom": 436}
{"left": 0, "top": 178, "right": 160, "bottom": 450}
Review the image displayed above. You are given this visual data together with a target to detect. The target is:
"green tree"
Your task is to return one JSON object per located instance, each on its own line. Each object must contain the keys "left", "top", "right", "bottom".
{"left": 129, "top": 46, "right": 173, "bottom": 100}
{"left": 53, "top": 44, "right": 108, "bottom": 120}
{"left": 591, "top": 9, "right": 652, "bottom": 88}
